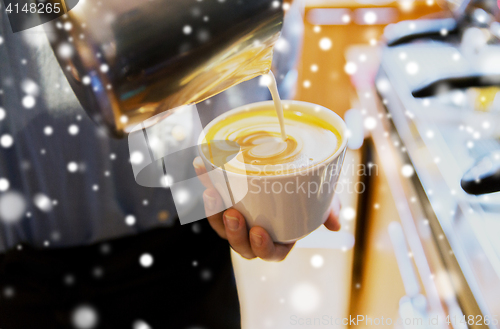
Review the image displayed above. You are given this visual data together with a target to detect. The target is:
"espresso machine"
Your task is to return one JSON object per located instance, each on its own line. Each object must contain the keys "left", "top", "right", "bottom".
{"left": 363, "top": 0, "right": 500, "bottom": 326}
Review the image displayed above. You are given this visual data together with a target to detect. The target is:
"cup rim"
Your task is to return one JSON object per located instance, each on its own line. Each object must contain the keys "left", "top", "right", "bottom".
{"left": 197, "top": 100, "right": 349, "bottom": 177}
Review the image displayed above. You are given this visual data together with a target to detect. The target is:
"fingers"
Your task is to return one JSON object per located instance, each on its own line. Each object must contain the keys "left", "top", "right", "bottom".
{"left": 324, "top": 210, "right": 341, "bottom": 231}
{"left": 196, "top": 152, "right": 323, "bottom": 262}
{"left": 223, "top": 209, "right": 255, "bottom": 259}
{"left": 195, "top": 157, "right": 225, "bottom": 238}
{"left": 217, "top": 207, "right": 294, "bottom": 261}
{"left": 193, "top": 157, "right": 214, "bottom": 189}
{"left": 249, "top": 226, "right": 295, "bottom": 262}
{"left": 206, "top": 198, "right": 295, "bottom": 261}
{"left": 324, "top": 195, "right": 342, "bottom": 232}
{"left": 203, "top": 189, "right": 227, "bottom": 239}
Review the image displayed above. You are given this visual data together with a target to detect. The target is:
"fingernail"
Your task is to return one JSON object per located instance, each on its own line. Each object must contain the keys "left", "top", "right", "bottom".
{"left": 203, "top": 193, "right": 216, "bottom": 211}
{"left": 224, "top": 214, "right": 239, "bottom": 231}
{"left": 332, "top": 197, "right": 341, "bottom": 217}
{"left": 333, "top": 204, "right": 341, "bottom": 217}
{"left": 250, "top": 232, "right": 262, "bottom": 247}
{"left": 193, "top": 158, "right": 204, "bottom": 170}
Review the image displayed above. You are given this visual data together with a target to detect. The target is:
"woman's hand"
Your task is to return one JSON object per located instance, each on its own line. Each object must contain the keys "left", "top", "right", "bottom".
{"left": 193, "top": 157, "right": 342, "bottom": 262}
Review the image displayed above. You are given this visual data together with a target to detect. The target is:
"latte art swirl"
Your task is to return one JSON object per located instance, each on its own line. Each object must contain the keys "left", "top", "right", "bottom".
{"left": 234, "top": 131, "right": 298, "bottom": 164}
{"left": 203, "top": 105, "right": 341, "bottom": 175}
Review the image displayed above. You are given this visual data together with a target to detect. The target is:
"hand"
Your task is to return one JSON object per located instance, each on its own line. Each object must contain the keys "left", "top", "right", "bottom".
{"left": 193, "top": 157, "right": 342, "bottom": 262}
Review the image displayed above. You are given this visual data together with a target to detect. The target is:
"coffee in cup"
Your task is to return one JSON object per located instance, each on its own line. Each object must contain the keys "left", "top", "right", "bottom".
{"left": 198, "top": 99, "right": 347, "bottom": 243}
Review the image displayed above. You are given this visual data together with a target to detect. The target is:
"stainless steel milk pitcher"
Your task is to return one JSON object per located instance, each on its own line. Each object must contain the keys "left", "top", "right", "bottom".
{"left": 46, "top": 0, "right": 284, "bottom": 136}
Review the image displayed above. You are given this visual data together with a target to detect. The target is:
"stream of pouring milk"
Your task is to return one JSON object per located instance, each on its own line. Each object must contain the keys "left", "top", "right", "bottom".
{"left": 266, "top": 71, "right": 287, "bottom": 141}
{"left": 203, "top": 72, "right": 341, "bottom": 175}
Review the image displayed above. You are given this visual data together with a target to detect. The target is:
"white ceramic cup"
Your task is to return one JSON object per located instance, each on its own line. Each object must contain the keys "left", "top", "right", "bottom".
{"left": 197, "top": 100, "right": 348, "bottom": 243}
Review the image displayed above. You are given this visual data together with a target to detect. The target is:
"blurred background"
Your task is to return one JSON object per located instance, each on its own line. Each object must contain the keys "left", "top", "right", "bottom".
{"left": 234, "top": 0, "right": 500, "bottom": 328}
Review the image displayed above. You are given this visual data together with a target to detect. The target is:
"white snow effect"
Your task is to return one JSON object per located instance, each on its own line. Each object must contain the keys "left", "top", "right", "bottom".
{"left": 0, "top": 192, "right": 26, "bottom": 224}
{"left": 1, "top": 134, "right": 14, "bottom": 148}
{"left": 0, "top": 178, "right": 9, "bottom": 192}
{"left": 201, "top": 269, "right": 212, "bottom": 281}
{"left": 44, "top": 126, "right": 54, "bottom": 136}
{"left": 274, "top": 38, "right": 290, "bottom": 53}
{"left": 58, "top": 43, "right": 74, "bottom": 58}
{"left": 290, "top": 282, "right": 321, "bottom": 314}
{"left": 71, "top": 305, "right": 99, "bottom": 329}
{"left": 125, "top": 215, "right": 136, "bottom": 226}
{"left": 183, "top": 25, "right": 192, "bottom": 35}
{"left": 67, "top": 162, "right": 79, "bottom": 173}
{"left": 130, "top": 151, "right": 144, "bottom": 165}
{"left": 259, "top": 74, "right": 272, "bottom": 87}
{"left": 21, "top": 79, "right": 40, "bottom": 96}
{"left": 140, "top": 253, "right": 154, "bottom": 268}
{"left": 319, "top": 37, "right": 332, "bottom": 51}
{"left": 364, "top": 116, "right": 377, "bottom": 130}
{"left": 376, "top": 78, "right": 390, "bottom": 92}
{"left": 34, "top": 193, "right": 53, "bottom": 212}
{"left": 310, "top": 254, "right": 324, "bottom": 268}
{"left": 68, "top": 124, "right": 79, "bottom": 135}
{"left": 171, "top": 125, "right": 186, "bottom": 141}
{"left": 22, "top": 95, "right": 36, "bottom": 109}
{"left": 401, "top": 164, "right": 415, "bottom": 177}
{"left": 133, "top": 320, "right": 152, "bottom": 329}
{"left": 175, "top": 189, "right": 190, "bottom": 204}
{"left": 344, "top": 62, "right": 357, "bottom": 75}
{"left": 364, "top": 11, "right": 377, "bottom": 24}
{"left": 406, "top": 62, "right": 419, "bottom": 75}
{"left": 342, "top": 207, "right": 356, "bottom": 220}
